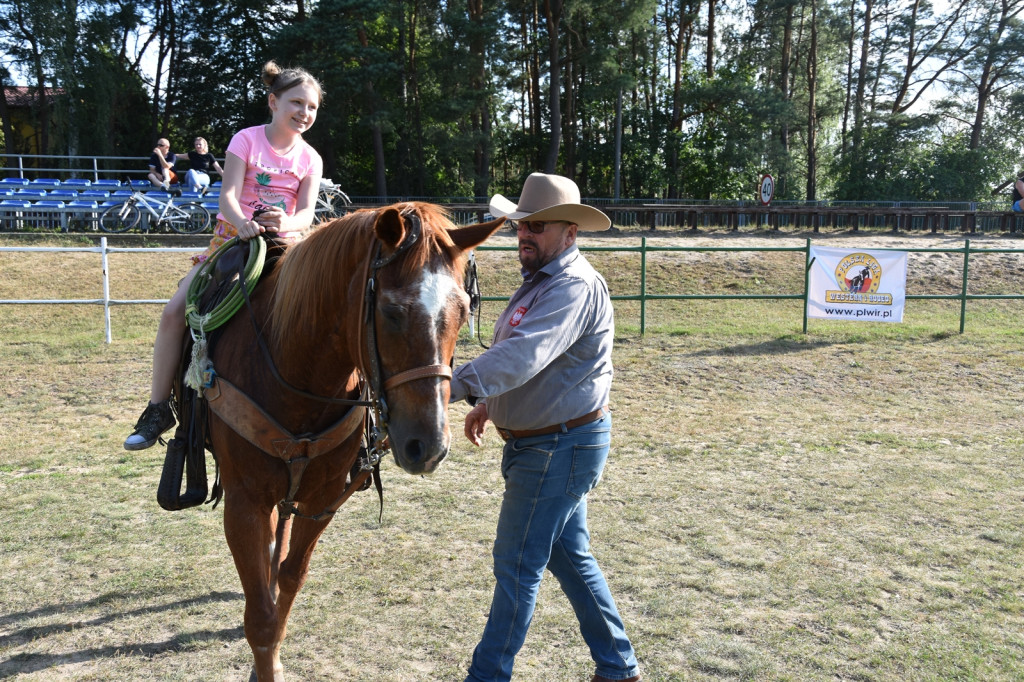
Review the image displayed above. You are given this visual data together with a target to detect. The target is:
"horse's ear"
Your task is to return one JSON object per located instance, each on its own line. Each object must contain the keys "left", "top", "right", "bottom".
{"left": 375, "top": 207, "right": 405, "bottom": 249}
{"left": 449, "top": 215, "right": 506, "bottom": 251}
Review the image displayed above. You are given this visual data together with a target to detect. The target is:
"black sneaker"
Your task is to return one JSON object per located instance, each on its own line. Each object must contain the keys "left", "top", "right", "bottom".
{"left": 123, "top": 400, "right": 176, "bottom": 451}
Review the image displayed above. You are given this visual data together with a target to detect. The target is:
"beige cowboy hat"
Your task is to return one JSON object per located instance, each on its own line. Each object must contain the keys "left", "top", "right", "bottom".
{"left": 489, "top": 173, "right": 611, "bottom": 231}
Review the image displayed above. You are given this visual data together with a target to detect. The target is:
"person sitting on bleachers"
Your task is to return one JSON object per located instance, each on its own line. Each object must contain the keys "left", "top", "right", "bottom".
{"left": 147, "top": 138, "right": 178, "bottom": 190}
{"left": 185, "top": 137, "right": 224, "bottom": 194}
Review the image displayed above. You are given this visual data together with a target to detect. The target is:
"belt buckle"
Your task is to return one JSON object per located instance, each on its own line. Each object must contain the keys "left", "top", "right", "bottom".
{"left": 496, "top": 428, "right": 512, "bottom": 442}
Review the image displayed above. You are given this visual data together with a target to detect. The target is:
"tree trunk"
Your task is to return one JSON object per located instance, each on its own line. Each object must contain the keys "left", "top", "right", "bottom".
{"left": 542, "top": 0, "right": 563, "bottom": 173}
{"left": 666, "top": 0, "right": 694, "bottom": 198}
{"left": 706, "top": 0, "right": 716, "bottom": 79}
{"left": 614, "top": 87, "right": 622, "bottom": 198}
{"left": 851, "top": 0, "right": 873, "bottom": 152}
{"left": 358, "top": 27, "right": 388, "bottom": 195}
{"left": 469, "top": 0, "right": 490, "bottom": 198}
{"left": 778, "top": 1, "right": 794, "bottom": 194}
{"left": 806, "top": 0, "right": 818, "bottom": 200}
{"left": 840, "top": 0, "right": 855, "bottom": 155}
{"left": 0, "top": 80, "right": 14, "bottom": 159}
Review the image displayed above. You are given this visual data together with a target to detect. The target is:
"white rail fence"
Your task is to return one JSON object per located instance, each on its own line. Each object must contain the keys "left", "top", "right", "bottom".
{"left": 0, "top": 238, "right": 200, "bottom": 343}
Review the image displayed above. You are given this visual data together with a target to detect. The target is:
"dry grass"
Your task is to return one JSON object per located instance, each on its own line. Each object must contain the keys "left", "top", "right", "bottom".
{"left": 2, "top": 231, "right": 1024, "bottom": 681}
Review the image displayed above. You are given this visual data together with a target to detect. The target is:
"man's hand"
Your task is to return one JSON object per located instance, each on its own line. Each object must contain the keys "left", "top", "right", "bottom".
{"left": 464, "top": 403, "right": 489, "bottom": 446}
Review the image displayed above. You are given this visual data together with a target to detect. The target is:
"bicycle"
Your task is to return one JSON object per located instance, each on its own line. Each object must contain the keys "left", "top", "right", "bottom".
{"left": 98, "top": 179, "right": 212, "bottom": 234}
{"left": 314, "top": 180, "right": 352, "bottom": 221}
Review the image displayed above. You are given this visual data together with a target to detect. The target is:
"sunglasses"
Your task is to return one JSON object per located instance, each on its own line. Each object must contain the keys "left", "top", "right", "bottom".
{"left": 508, "top": 220, "right": 566, "bottom": 234}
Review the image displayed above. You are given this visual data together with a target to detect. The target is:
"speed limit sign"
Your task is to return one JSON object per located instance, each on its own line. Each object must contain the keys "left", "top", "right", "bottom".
{"left": 759, "top": 174, "right": 775, "bottom": 205}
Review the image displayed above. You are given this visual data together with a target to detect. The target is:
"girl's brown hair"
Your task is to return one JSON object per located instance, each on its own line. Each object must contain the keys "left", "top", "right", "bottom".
{"left": 262, "top": 60, "right": 323, "bottom": 102}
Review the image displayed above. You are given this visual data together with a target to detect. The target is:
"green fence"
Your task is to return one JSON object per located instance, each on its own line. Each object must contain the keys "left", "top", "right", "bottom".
{"left": 477, "top": 238, "right": 1024, "bottom": 335}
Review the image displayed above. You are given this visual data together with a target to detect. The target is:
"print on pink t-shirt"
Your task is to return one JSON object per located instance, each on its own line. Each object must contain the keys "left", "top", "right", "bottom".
{"left": 218, "top": 125, "right": 324, "bottom": 239}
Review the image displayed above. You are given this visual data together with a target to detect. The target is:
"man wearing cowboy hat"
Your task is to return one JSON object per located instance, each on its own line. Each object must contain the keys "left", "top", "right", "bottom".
{"left": 450, "top": 173, "right": 641, "bottom": 682}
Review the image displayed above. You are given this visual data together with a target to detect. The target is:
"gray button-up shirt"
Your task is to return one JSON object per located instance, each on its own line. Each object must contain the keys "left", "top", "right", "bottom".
{"left": 450, "top": 244, "right": 613, "bottom": 431}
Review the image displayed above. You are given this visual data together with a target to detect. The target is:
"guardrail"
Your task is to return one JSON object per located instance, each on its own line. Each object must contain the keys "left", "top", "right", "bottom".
{"left": 2, "top": 238, "right": 1022, "bottom": 342}
{"left": 6, "top": 201, "right": 1022, "bottom": 235}
{"left": 0, "top": 238, "right": 201, "bottom": 343}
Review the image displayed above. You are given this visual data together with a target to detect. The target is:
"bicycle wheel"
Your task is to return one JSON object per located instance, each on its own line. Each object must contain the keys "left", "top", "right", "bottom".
{"left": 99, "top": 201, "right": 141, "bottom": 233}
{"left": 315, "top": 192, "right": 338, "bottom": 221}
{"left": 166, "top": 202, "right": 212, "bottom": 234}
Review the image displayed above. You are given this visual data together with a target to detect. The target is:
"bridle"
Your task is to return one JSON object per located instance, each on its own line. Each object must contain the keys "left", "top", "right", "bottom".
{"left": 354, "top": 212, "right": 453, "bottom": 469}
{"left": 233, "top": 211, "right": 455, "bottom": 520}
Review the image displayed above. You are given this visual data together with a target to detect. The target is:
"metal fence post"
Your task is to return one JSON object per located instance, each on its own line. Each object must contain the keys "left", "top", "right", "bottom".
{"left": 803, "top": 238, "right": 813, "bottom": 333}
{"left": 640, "top": 236, "right": 648, "bottom": 335}
{"left": 960, "top": 239, "right": 970, "bottom": 334}
{"left": 101, "top": 237, "right": 112, "bottom": 343}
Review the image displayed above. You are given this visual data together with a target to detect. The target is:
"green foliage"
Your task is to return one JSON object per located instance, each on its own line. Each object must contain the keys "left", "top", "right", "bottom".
{"left": 1, "top": 0, "right": 1022, "bottom": 203}
{"left": 674, "top": 68, "right": 778, "bottom": 200}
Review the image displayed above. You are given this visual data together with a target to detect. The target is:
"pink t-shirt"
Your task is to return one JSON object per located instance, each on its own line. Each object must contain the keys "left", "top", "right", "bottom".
{"left": 219, "top": 125, "right": 323, "bottom": 239}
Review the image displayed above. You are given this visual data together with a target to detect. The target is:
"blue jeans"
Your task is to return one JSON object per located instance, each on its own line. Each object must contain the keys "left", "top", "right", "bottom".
{"left": 466, "top": 414, "right": 639, "bottom": 681}
{"left": 184, "top": 169, "right": 210, "bottom": 192}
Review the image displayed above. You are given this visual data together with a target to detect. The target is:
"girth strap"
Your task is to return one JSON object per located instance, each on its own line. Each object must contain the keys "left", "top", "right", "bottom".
{"left": 205, "top": 375, "right": 367, "bottom": 517}
{"left": 205, "top": 375, "right": 366, "bottom": 461}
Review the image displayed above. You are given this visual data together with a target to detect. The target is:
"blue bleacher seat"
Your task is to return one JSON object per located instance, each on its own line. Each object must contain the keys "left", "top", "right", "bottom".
{"left": 68, "top": 200, "right": 98, "bottom": 209}
{"left": 92, "top": 179, "right": 120, "bottom": 188}
{"left": 61, "top": 178, "right": 92, "bottom": 188}
{"left": 47, "top": 191, "right": 78, "bottom": 202}
{"left": 201, "top": 202, "right": 219, "bottom": 211}
{"left": 15, "top": 189, "right": 47, "bottom": 198}
{"left": 112, "top": 190, "right": 134, "bottom": 198}
{"left": 79, "top": 190, "right": 110, "bottom": 199}
{"left": 34, "top": 200, "right": 66, "bottom": 208}
{"left": 147, "top": 191, "right": 171, "bottom": 200}
{"left": 0, "top": 177, "right": 28, "bottom": 187}
{"left": 30, "top": 178, "right": 61, "bottom": 187}
{"left": 180, "top": 191, "right": 205, "bottom": 199}
{"left": 0, "top": 199, "right": 31, "bottom": 207}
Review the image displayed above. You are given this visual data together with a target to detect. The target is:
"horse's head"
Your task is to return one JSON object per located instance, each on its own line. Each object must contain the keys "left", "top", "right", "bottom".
{"left": 367, "top": 205, "right": 503, "bottom": 474}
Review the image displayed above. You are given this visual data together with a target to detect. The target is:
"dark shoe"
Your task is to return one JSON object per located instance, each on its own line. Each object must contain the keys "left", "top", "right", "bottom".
{"left": 124, "top": 400, "right": 176, "bottom": 451}
{"left": 591, "top": 676, "right": 641, "bottom": 682}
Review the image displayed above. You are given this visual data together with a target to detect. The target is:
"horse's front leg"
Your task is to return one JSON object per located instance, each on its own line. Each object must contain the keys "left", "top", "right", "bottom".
{"left": 271, "top": 514, "right": 333, "bottom": 644}
{"left": 224, "top": 494, "right": 286, "bottom": 682}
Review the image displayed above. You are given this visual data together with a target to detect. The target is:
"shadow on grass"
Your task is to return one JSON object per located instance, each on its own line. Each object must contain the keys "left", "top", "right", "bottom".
{"left": 689, "top": 336, "right": 843, "bottom": 356}
{"left": 0, "top": 590, "right": 244, "bottom": 677}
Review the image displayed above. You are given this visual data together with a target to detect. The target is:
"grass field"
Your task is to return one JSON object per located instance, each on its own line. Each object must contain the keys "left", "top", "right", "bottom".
{"left": 2, "top": 230, "right": 1023, "bottom": 681}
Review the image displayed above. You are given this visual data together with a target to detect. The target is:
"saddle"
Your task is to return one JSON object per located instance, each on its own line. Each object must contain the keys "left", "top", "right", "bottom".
{"left": 157, "top": 237, "right": 287, "bottom": 511}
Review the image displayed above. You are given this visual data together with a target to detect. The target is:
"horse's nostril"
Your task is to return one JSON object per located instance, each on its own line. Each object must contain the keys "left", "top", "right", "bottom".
{"left": 405, "top": 439, "right": 425, "bottom": 463}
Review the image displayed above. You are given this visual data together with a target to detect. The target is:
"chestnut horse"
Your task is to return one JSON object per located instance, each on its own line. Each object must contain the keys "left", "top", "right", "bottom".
{"left": 200, "top": 203, "right": 502, "bottom": 681}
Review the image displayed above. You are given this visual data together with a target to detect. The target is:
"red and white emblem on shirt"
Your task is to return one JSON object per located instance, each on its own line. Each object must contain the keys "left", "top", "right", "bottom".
{"left": 509, "top": 306, "right": 528, "bottom": 327}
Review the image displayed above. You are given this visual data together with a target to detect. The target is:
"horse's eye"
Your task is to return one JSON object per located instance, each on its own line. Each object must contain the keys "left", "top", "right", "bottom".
{"left": 380, "top": 303, "right": 405, "bottom": 326}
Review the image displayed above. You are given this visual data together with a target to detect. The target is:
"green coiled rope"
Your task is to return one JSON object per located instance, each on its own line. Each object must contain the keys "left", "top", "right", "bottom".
{"left": 185, "top": 236, "right": 267, "bottom": 332}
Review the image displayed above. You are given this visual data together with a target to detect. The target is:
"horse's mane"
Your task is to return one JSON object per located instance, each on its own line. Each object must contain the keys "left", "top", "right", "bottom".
{"left": 268, "top": 202, "right": 465, "bottom": 352}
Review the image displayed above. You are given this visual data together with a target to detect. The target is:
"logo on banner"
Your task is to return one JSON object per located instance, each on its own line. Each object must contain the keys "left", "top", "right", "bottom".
{"left": 826, "top": 252, "right": 892, "bottom": 305}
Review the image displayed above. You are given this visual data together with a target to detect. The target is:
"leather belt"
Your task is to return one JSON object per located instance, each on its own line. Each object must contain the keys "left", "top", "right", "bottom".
{"left": 496, "top": 406, "right": 608, "bottom": 442}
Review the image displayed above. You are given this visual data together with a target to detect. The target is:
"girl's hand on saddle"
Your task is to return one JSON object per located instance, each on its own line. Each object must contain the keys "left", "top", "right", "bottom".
{"left": 238, "top": 208, "right": 285, "bottom": 239}
{"left": 254, "top": 207, "right": 286, "bottom": 234}
{"left": 237, "top": 218, "right": 265, "bottom": 240}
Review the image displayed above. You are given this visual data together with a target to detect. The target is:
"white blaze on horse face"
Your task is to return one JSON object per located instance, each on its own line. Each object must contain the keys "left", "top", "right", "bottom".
{"left": 416, "top": 267, "right": 460, "bottom": 344}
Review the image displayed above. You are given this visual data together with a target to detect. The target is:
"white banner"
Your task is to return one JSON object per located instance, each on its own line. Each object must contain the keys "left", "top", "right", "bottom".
{"left": 807, "top": 246, "right": 908, "bottom": 323}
